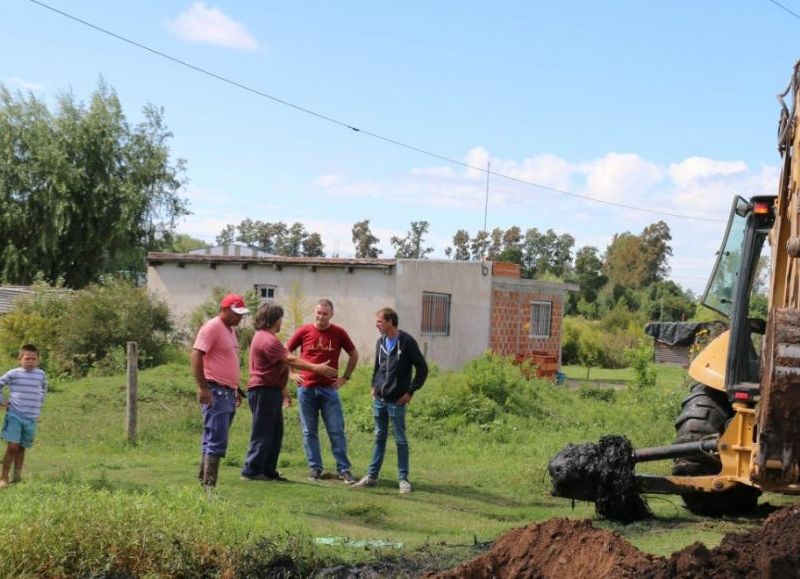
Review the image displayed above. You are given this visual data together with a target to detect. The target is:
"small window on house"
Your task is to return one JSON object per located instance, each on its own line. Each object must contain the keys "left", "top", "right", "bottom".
{"left": 255, "top": 284, "right": 277, "bottom": 302}
{"left": 422, "top": 292, "right": 451, "bottom": 336}
{"left": 530, "top": 301, "right": 552, "bottom": 338}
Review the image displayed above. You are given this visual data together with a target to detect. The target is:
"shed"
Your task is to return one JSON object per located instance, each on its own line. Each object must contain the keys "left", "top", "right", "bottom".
{"left": 644, "top": 321, "right": 727, "bottom": 368}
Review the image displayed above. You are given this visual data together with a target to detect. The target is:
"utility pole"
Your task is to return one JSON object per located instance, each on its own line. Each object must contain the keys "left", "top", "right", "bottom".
{"left": 482, "top": 159, "right": 491, "bottom": 259}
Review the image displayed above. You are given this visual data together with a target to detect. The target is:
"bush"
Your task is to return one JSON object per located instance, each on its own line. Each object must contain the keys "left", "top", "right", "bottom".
{"left": 0, "top": 279, "right": 174, "bottom": 377}
{"left": 626, "top": 340, "right": 657, "bottom": 388}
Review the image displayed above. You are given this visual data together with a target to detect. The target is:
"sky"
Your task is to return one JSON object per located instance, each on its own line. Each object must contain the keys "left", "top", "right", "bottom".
{"left": 3, "top": 0, "right": 800, "bottom": 294}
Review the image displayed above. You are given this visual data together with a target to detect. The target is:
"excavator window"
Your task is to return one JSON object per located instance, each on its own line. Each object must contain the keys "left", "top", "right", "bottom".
{"left": 702, "top": 196, "right": 748, "bottom": 318}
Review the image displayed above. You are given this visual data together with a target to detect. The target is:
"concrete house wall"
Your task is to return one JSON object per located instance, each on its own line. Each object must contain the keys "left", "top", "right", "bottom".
{"left": 147, "top": 250, "right": 572, "bottom": 372}
{"left": 394, "top": 260, "right": 492, "bottom": 367}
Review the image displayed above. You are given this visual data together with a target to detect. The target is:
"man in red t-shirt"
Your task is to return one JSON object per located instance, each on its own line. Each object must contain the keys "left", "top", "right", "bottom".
{"left": 286, "top": 298, "right": 359, "bottom": 483}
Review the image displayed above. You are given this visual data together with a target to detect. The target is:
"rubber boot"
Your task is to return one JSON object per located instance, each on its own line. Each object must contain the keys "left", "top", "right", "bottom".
{"left": 203, "top": 454, "right": 221, "bottom": 489}
{"left": 198, "top": 453, "right": 206, "bottom": 484}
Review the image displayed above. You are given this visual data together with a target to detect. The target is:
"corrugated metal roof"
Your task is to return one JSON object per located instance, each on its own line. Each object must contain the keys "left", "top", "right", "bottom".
{"left": 0, "top": 286, "right": 32, "bottom": 314}
{"left": 147, "top": 252, "right": 397, "bottom": 268}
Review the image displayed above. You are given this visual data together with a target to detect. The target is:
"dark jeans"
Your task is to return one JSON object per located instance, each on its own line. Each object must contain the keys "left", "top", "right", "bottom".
{"left": 200, "top": 383, "right": 236, "bottom": 457}
{"left": 242, "top": 387, "right": 284, "bottom": 477}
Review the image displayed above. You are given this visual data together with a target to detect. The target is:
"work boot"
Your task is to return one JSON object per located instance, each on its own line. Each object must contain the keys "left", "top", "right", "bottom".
{"left": 203, "top": 454, "right": 221, "bottom": 489}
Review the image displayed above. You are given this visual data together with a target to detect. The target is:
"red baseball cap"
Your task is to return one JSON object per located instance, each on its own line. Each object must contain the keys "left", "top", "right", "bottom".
{"left": 220, "top": 293, "right": 250, "bottom": 315}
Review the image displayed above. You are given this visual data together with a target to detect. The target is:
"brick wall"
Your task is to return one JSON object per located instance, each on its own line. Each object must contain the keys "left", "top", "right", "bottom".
{"left": 489, "top": 287, "right": 564, "bottom": 360}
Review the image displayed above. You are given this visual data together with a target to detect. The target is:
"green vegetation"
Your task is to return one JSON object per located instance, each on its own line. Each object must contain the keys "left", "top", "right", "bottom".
{"left": 0, "top": 353, "right": 777, "bottom": 576}
{"left": 0, "top": 279, "right": 173, "bottom": 377}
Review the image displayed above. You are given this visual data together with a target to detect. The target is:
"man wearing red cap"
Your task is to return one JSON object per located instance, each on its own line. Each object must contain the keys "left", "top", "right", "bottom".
{"left": 191, "top": 293, "right": 250, "bottom": 489}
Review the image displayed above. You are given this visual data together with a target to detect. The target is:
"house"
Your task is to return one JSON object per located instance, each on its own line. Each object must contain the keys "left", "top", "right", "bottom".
{"left": 146, "top": 247, "right": 577, "bottom": 371}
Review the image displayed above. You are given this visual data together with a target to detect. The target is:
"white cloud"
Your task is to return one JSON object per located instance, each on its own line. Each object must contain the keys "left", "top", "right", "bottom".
{"left": 313, "top": 174, "right": 345, "bottom": 188}
{"left": 168, "top": 2, "right": 259, "bottom": 51}
{"left": 668, "top": 156, "right": 747, "bottom": 188}
{"left": 5, "top": 77, "right": 44, "bottom": 92}
{"left": 582, "top": 153, "right": 663, "bottom": 202}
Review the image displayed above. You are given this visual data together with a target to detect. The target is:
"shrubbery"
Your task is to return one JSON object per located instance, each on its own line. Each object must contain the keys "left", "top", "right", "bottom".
{"left": 0, "top": 279, "right": 173, "bottom": 376}
{"left": 562, "top": 309, "right": 647, "bottom": 370}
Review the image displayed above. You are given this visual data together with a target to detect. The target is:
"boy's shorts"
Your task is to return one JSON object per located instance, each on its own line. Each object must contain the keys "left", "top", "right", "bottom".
{"left": 2, "top": 411, "right": 37, "bottom": 448}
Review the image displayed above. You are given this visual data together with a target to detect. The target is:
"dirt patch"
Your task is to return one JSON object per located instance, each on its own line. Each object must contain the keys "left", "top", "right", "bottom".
{"left": 426, "top": 504, "right": 800, "bottom": 578}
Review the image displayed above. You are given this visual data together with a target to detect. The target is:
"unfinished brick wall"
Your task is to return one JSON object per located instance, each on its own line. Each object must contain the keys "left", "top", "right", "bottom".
{"left": 490, "top": 287, "right": 564, "bottom": 360}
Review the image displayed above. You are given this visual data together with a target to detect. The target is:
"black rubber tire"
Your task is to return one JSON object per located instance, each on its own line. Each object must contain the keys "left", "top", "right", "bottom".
{"left": 672, "top": 382, "right": 761, "bottom": 517}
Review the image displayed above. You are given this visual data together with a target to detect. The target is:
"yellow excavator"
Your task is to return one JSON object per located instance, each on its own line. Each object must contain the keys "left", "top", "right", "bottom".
{"left": 550, "top": 61, "right": 800, "bottom": 517}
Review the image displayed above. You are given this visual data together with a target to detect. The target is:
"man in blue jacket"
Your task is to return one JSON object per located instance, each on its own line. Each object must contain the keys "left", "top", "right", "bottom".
{"left": 353, "top": 307, "right": 428, "bottom": 493}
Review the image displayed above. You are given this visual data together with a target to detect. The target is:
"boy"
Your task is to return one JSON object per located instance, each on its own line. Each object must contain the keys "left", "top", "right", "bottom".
{"left": 0, "top": 344, "right": 48, "bottom": 487}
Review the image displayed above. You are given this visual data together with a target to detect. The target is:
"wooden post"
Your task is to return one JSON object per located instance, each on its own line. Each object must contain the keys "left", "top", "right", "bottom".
{"left": 126, "top": 341, "right": 138, "bottom": 444}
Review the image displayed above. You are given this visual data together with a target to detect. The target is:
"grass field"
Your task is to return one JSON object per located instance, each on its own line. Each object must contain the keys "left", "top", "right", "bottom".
{"left": 0, "top": 354, "right": 791, "bottom": 576}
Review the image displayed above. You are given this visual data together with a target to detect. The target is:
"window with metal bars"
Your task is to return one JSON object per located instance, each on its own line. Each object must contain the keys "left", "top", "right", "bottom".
{"left": 421, "top": 292, "right": 451, "bottom": 336}
{"left": 530, "top": 301, "right": 552, "bottom": 338}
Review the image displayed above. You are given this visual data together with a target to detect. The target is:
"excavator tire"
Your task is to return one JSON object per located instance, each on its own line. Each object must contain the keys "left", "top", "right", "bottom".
{"left": 672, "top": 382, "right": 761, "bottom": 517}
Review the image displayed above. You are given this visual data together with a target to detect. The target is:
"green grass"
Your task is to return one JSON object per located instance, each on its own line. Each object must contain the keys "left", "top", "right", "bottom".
{"left": 0, "top": 355, "right": 789, "bottom": 575}
{"left": 563, "top": 362, "right": 689, "bottom": 387}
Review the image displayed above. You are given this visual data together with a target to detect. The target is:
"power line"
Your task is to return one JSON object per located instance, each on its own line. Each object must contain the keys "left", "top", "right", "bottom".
{"left": 26, "top": 0, "right": 726, "bottom": 223}
{"left": 767, "top": 0, "right": 800, "bottom": 21}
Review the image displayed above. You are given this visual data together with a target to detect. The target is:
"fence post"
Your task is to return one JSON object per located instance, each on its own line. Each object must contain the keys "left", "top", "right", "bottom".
{"left": 126, "top": 341, "right": 138, "bottom": 444}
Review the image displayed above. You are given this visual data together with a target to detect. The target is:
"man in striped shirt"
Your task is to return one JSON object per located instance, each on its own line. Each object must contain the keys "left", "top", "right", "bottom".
{"left": 0, "top": 344, "right": 48, "bottom": 487}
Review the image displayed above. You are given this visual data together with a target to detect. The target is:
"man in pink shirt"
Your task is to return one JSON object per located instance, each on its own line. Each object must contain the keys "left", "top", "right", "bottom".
{"left": 191, "top": 293, "right": 249, "bottom": 488}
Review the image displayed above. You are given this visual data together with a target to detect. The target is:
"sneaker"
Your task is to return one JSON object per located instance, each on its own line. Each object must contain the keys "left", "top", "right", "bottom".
{"left": 338, "top": 470, "right": 356, "bottom": 484}
{"left": 399, "top": 479, "right": 412, "bottom": 494}
{"left": 240, "top": 473, "right": 271, "bottom": 481}
{"left": 307, "top": 468, "right": 323, "bottom": 481}
{"left": 352, "top": 475, "right": 378, "bottom": 488}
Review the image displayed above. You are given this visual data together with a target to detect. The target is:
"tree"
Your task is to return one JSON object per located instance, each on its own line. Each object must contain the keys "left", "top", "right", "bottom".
{"left": 302, "top": 232, "right": 325, "bottom": 257}
{"left": 215, "top": 225, "right": 236, "bottom": 246}
{"left": 352, "top": 219, "right": 382, "bottom": 258}
{"left": 391, "top": 221, "right": 434, "bottom": 259}
{"left": 573, "top": 245, "right": 607, "bottom": 304}
{"left": 487, "top": 228, "right": 504, "bottom": 260}
{"left": 215, "top": 220, "right": 325, "bottom": 256}
{"left": 450, "top": 229, "right": 471, "bottom": 260}
{"left": 470, "top": 230, "right": 489, "bottom": 261}
{"left": 0, "top": 81, "right": 188, "bottom": 287}
{"left": 161, "top": 233, "right": 209, "bottom": 253}
{"left": 603, "top": 221, "right": 673, "bottom": 289}
{"left": 640, "top": 221, "right": 672, "bottom": 285}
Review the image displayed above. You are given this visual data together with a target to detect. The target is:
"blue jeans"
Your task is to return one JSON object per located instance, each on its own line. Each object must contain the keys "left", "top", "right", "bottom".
{"left": 242, "top": 387, "right": 284, "bottom": 477}
{"left": 367, "top": 399, "right": 409, "bottom": 481}
{"left": 200, "top": 383, "right": 236, "bottom": 457}
{"left": 297, "top": 386, "right": 351, "bottom": 473}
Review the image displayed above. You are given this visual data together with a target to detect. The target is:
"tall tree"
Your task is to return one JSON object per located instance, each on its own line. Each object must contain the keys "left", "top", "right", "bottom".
{"left": 302, "top": 232, "right": 325, "bottom": 257}
{"left": 215, "top": 225, "right": 236, "bottom": 246}
{"left": 391, "top": 221, "right": 434, "bottom": 259}
{"left": 573, "top": 245, "right": 607, "bottom": 304}
{"left": 0, "top": 81, "right": 188, "bottom": 287}
{"left": 487, "top": 228, "right": 504, "bottom": 260}
{"left": 470, "top": 230, "right": 489, "bottom": 260}
{"left": 604, "top": 221, "right": 672, "bottom": 289}
{"left": 450, "top": 229, "right": 471, "bottom": 260}
{"left": 640, "top": 220, "right": 672, "bottom": 285}
{"left": 351, "top": 219, "right": 382, "bottom": 258}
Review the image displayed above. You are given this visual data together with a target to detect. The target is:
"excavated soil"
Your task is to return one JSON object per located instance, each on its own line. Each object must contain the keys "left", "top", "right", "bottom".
{"left": 427, "top": 504, "right": 800, "bottom": 579}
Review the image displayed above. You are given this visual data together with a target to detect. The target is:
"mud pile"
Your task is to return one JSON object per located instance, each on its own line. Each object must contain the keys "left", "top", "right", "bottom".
{"left": 428, "top": 518, "right": 659, "bottom": 579}
{"left": 428, "top": 504, "right": 800, "bottom": 579}
{"left": 548, "top": 435, "right": 650, "bottom": 523}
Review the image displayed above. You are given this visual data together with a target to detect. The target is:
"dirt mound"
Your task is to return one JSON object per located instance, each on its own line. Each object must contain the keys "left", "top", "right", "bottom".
{"left": 652, "top": 503, "right": 800, "bottom": 578}
{"left": 427, "top": 518, "right": 659, "bottom": 579}
{"left": 428, "top": 504, "right": 800, "bottom": 579}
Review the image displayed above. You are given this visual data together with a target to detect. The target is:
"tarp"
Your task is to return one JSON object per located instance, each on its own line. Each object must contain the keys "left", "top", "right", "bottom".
{"left": 644, "top": 321, "right": 726, "bottom": 347}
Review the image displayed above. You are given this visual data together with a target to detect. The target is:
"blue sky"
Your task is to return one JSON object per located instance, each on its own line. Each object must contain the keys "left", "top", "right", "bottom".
{"left": 3, "top": 0, "right": 799, "bottom": 293}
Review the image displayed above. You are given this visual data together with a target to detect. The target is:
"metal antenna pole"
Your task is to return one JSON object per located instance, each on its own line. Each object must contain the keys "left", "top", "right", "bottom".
{"left": 482, "top": 159, "right": 491, "bottom": 259}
